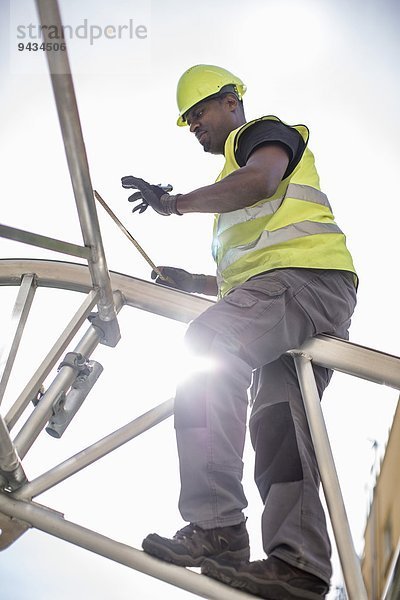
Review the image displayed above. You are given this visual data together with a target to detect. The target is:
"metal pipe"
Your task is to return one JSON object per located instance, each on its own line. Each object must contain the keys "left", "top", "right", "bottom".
{"left": 0, "top": 274, "right": 36, "bottom": 406}
{"left": 292, "top": 353, "right": 368, "bottom": 600}
{"left": 0, "top": 415, "right": 26, "bottom": 491}
{"left": 0, "top": 224, "right": 90, "bottom": 259}
{"left": 299, "top": 335, "right": 400, "bottom": 390}
{"left": 382, "top": 537, "right": 400, "bottom": 600}
{"left": 13, "top": 291, "right": 124, "bottom": 458}
{"left": 0, "top": 258, "right": 214, "bottom": 324}
{"left": 15, "top": 398, "right": 174, "bottom": 500}
{"left": 5, "top": 288, "right": 99, "bottom": 430}
{"left": 35, "top": 0, "right": 119, "bottom": 342}
{"left": 0, "top": 493, "right": 256, "bottom": 600}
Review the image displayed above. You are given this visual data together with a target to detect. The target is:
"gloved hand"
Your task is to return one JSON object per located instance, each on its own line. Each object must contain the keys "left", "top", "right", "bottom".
{"left": 121, "top": 176, "right": 182, "bottom": 216}
{"left": 151, "top": 267, "right": 207, "bottom": 294}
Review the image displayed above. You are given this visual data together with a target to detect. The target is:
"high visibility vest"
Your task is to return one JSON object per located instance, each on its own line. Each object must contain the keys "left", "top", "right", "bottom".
{"left": 212, "top": 116, "right": 357, "bottom": 297}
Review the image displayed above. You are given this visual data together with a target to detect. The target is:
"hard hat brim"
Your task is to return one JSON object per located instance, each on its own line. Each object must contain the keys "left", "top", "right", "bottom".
{"left": 177, "top": 85, "right": 246, "bottom": 127}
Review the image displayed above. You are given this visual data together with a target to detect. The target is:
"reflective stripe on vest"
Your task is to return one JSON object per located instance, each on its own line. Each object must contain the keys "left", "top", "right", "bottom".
{"left": 216, "top": 197, "right": 283, "bottom": 236}
{"left": 286, "top": 183, "right": 332, "bottom": 210}
{"left": 218, "top": 220, "right": 343, "bottom": 273}
{"left": 216, "top": 183, "right": 332, "bottom": 237}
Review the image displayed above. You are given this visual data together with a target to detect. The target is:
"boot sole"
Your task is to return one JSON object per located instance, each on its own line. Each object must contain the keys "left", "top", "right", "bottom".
{"left": 202, "top": 559, "right": 326, "bottom": 599}
{"left": 142, "top": 538, "right": 250, "bottom": 568}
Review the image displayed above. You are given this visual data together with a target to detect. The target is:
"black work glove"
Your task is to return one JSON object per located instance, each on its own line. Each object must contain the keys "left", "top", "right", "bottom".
{"left": 121, "top": 176, "right": 182, "bottom": 216}
{"left": 151, "top": 266, "right": 207, "bottom": 294}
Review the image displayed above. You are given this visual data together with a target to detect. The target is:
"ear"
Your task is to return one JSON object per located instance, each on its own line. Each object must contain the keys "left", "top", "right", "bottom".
{"left": 224, "top": 93, "right": 239, "bottom": 112}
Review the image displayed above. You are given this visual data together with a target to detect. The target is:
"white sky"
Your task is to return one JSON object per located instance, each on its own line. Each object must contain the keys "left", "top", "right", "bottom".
{"left": 0, "top": 0, "right": 399, "bottom": 598}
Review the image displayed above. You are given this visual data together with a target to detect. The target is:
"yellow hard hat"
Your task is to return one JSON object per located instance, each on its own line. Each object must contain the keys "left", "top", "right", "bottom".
{"left": 176, "top": 64, "right": 246, "bottom": 127}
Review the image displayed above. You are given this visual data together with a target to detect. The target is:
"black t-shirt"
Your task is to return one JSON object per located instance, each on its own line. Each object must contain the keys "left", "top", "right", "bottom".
{"left": 234, "top": 118, "right": 307, "bottom": 179}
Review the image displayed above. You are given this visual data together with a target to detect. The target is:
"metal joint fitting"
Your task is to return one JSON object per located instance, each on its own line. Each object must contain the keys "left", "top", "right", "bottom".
{"left": 87, "top": 312, "right": 121, "bottom": 348}
{"left": 57, "top": 352, "right": 88, "bottom": 375}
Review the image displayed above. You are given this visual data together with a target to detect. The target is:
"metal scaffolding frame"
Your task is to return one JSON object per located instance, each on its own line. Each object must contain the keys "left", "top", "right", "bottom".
{"left": 2, "top": 260, "right": 400, "bottom": 600}
{"left": 1, "top": 1, "right": 399, "bottom": 598}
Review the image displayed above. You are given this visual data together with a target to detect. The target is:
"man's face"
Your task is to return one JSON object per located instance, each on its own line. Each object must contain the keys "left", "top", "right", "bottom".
{"left": 185, "top": 96, "right": 237, "bottom": 155}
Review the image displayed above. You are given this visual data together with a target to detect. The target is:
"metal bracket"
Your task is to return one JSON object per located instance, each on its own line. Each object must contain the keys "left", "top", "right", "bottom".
{"left": 58, "top": 351, "right": 88, "bottom": 374}
{"left": 46, "top": 360, "right": 103, "bottom": 438}
{"left": 0, "top": 505, "right": 31, "bottom": 550}
{"left": 31, "top": 386, "right": 45, "bottom": 407}
{"left": 87, "top": 312, "right": 121, "bottom": 348}
{"left": 0, "top": 465, "right": 27, "bottom": 493}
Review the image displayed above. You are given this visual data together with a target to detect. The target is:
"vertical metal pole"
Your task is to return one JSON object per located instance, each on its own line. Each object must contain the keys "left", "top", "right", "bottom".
{"left": 34, "top": 0, "right": 119, "bottom": 346}
{"left": 292, "top": 353, "right": 368, "bottom": 600}
{"left": 0, "top": 274, "right": 36, "bottom": 406}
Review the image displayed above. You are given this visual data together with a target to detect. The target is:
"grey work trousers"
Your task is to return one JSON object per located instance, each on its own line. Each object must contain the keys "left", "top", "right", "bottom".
{"left": 174, "top": 268, "right": 357, "bottom": 583}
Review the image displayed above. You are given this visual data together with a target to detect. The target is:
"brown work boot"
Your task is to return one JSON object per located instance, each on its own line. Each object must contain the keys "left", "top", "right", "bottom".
{"left": 142, "top": 521, "right": 250, "bottom": 567}
{"left": 201, "top": 555, "right": 329, "bottom": 599}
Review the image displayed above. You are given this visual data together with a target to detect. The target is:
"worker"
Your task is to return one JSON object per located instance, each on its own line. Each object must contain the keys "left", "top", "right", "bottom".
{"left": 121, "top": 64, "right": 357, "bottom": 600}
